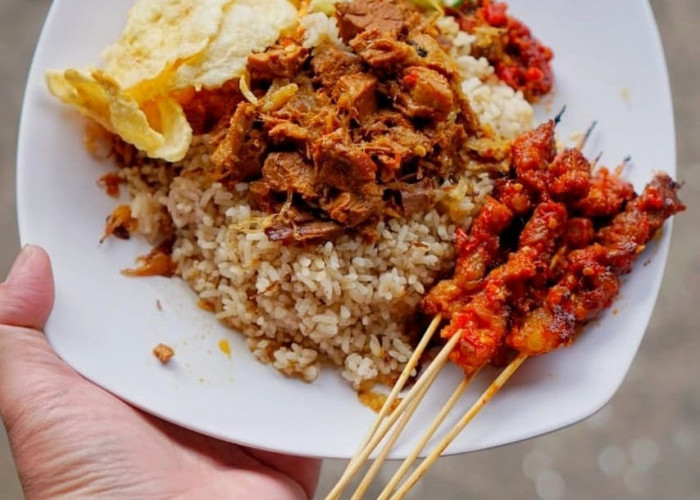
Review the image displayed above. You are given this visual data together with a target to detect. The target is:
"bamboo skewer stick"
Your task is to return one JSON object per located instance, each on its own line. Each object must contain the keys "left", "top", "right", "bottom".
{"left": 349, "top": 356, "right": 444, "bottom": 500}
{"left": 324, "top": 331, "right": 460, "bottom": 500}
{"left": 357, "top": 314, "right": 442, "bottom": 451}
{"left": 577, "top": 120, "right": 597, "bottom": 150}
{"left": 376, "top": 374, "right": 474, "bottom": 500}
{"left": 388, "top": 352, "right": 529, "bottom": 500}
{"left": 328, "top": 314, "right": 441, "bottom": 497}
{"left": 592, "top": 151, "right": 603, "bottom": 168}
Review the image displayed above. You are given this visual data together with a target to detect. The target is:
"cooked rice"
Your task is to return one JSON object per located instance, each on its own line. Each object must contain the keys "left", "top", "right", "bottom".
{"left": 116, "top": 12, "right": 534, "bottom": 387}
{"left": 437, "top": 16, "right": 534, "bottom": 139}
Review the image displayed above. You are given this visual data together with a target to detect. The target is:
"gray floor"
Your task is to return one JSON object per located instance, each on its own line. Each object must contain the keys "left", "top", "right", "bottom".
{"left": 1, "top": 1, "right": 698, "bottom": 499}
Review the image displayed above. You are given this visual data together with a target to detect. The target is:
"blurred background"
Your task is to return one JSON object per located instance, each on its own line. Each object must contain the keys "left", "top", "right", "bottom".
{"left": 1, "top": 0, "right": 698, "bottom": 499}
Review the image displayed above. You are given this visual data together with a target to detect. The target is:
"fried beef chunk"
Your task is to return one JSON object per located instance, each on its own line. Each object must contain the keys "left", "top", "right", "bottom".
{"left": 395, "top": 179, "right": 436, "bottom": 216}
{"left": 335, "top": 0, "right": 415, "bottom": 42}
{"left": 334, "top": 73, "right": 378, "bottom": 119}
{"left": 210, "top": 0, "right": 496, "bottom": 245}
{"left": 211, "top": 103, "right": 265, "bottom": 182}
{"left": 322, "top": 191, "right": 384, "bottom": 226}
{"left": 311, "top": 40, "right": 365, "bottom": 87}
{"left": 262, "top": 152, "right": 317, "bottom": 199}
{"left": 350, "top": 29, "right": 415, "bottom": 70}
{"left": 392, "top": 66, "right": 454, "bottom": 121}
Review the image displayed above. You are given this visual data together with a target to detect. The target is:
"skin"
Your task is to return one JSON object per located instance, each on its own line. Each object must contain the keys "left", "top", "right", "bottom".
{"left": 0, "top": 245, "right": 321, "bottom": 500}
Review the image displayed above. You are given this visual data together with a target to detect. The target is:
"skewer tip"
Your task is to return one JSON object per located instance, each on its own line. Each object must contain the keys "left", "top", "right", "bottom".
{"left": 583, "top": 120, "right": 598, "bottom": 141}
{"left": 613, "top": 155, "right": 633, "bottom": 176}
{"left": 554, "top": 105, "right": 567, "bottom": 125}
{"left": 576, "top": 120, "right": 598, "bottom": 151}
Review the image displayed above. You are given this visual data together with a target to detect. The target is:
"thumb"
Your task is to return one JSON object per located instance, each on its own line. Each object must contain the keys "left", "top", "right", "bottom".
{"left": 0, "top": 246, "right": 68, "bottom": 432}
{"left": 0, "top": 245, "right": 55, "bottom": 330}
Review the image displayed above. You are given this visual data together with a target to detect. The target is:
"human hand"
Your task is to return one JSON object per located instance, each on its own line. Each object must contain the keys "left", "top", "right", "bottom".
{"left": 0, "top": 246, "right": 321, "bottom": 500}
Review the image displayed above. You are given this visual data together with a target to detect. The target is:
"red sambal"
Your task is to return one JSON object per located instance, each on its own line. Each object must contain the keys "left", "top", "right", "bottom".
{"left": 450, "top": 0, "right": 554, "bottom": 101}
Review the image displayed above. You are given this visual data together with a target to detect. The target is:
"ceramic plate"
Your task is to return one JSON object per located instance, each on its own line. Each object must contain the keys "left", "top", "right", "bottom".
{"left": 17, "top": 0, "right": 675, "bottom": 458}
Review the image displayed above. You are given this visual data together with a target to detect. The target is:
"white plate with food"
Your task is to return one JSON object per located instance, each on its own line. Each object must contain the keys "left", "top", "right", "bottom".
{"left": 17, "top": 0, "right": 679, "bottom": 459}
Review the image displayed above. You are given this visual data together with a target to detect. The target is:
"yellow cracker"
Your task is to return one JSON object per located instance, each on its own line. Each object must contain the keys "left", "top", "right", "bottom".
{"left": 102, "top": 0, "right": 233, "bottom": 90}
{"left": 46, "top": 69, "right": 191, "bottom": 161}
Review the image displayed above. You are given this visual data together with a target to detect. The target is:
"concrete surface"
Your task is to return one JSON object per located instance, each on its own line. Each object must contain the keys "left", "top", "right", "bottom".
{"left": 1, "top": 0, "right": 698, "bottom": 499}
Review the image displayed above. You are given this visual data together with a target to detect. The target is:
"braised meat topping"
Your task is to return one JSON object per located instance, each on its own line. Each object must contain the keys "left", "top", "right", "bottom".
{"left": 206, "top": 0, "right": 503, "bottom": 245}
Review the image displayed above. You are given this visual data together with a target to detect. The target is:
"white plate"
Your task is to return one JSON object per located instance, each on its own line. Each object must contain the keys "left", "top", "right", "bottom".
{"left": 17, "top": 0, "right": 675, "bottom": 459}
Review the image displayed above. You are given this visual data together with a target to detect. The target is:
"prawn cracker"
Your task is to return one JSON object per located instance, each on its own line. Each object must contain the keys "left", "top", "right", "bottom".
{"left": 174, "top": 0, "right": 298, "bottom": 90}
{"left": 102, "top": 0, "right": 232, "bottom": 91}
{"left": 46, "top": 69, "right": 192, "bottom": 162}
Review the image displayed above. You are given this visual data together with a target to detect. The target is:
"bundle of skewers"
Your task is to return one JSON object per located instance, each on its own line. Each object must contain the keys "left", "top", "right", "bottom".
{"left": 325, "top": 116, "right": 685, "bottom": 500}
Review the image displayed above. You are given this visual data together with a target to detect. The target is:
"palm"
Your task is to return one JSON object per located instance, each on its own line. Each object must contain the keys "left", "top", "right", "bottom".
{"left": 0, "top": 247, "right": 320, "bottom": 500}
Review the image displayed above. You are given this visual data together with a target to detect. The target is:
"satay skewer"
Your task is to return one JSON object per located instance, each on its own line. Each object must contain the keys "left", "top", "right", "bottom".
{"left": 355, "top": 123, "right": 607, "bottom": 499}
{"left": 330, "top": 121, "right": 683, "bottom": 500}
{"left": 380, "top": 138, "right": 605, "bottom": 490}
{"left": 384, "top": 172, "right": 684, "bottom": 500}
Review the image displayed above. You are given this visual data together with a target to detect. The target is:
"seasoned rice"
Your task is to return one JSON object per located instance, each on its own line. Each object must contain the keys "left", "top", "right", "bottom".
{"left": 116, "top": 12, "right": 534, "bottom": 387}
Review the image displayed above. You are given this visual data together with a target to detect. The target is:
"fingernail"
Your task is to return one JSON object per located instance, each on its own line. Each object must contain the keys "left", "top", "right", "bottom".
{"left": 4, "top": 245, "right": 38, "bottom": 283}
